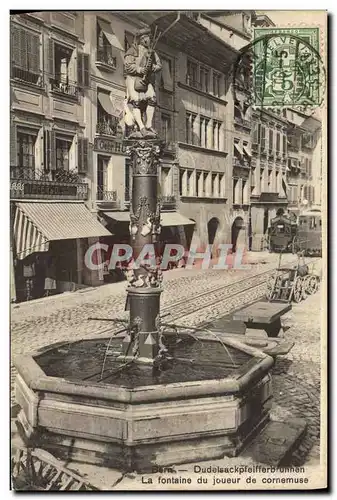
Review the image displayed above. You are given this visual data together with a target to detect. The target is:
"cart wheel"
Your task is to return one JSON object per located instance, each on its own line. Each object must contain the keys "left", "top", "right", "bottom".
{"left": 306, "top": 275, "right": 320, "bottom": 294}
{"left": 266, "top": 275, "right": 281, "bottom": 301}
{"left": 293, "top": 277, "right": 303, "bottom": 303}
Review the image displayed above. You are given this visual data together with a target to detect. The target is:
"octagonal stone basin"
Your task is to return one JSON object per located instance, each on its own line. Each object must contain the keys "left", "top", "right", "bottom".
{"left": 14, "top": 335, "right": 274, "bottom": 472}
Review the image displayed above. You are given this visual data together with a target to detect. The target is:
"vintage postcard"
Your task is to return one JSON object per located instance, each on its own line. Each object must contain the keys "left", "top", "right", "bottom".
{"left": 10, "top": 9, "right": 327, "bottom": 491}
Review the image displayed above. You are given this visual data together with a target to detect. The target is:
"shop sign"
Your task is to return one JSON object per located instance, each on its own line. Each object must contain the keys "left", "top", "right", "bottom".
{"left": 94, "top": 138, "right": 126, "bottom": 155}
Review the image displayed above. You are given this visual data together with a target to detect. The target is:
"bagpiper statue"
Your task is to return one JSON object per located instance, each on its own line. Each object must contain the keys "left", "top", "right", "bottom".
{"left": 124, "top": 28, "right": 162, "bottom": 139}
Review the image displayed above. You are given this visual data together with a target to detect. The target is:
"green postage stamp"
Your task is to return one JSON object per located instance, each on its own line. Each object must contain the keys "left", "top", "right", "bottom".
{"left": 253, "top": 27, "right": 324, "bottom": 107}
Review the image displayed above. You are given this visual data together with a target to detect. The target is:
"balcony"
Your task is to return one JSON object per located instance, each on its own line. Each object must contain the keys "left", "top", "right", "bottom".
{"left": 233, "top": 158, "right": 250, "bottom": 169}
{"left": 10, "top": 166, "right": 88, "bottom": 200}
{"left": 50, "top": 79, "right": 79, "bottom": 100}
{"left": 96, "top": 187, "right": 120, "bottom": 209}
{"left": 11, "top": 66, "right": 43, "bottom": 88}
{"left": 160, "top": 195, "right": 176, "bottom": 211}
{"left": 234, "top": 116, "right": 251, "bottom": 131}
{"left": 96, "top": 121, "right": 117, "bottom": 137}
{"left": 95, "top": 50, "right": 117, "bottom": 72}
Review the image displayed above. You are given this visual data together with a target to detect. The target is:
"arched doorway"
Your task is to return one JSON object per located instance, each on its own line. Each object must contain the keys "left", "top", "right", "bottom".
{"left": 231, "top": 217, "right": 245, "bottom": 253}
{"left": 207, "top": 218, "right": 220, "bottom": 245}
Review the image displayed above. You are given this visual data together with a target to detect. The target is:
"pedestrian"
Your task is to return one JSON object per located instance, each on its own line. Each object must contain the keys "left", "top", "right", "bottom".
{"left": 23, "top": 255, "right": 36, "bottom": 301}
{"left": 44, "top": 256, "right": 57, "bottom": 297}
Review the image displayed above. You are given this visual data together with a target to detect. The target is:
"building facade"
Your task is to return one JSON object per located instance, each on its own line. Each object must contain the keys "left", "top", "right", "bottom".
{"left": 10, "top": 12, "right": 110, "bottom": 301}
{"left": 285, "top": 109, "right": 322, "bottom": 215}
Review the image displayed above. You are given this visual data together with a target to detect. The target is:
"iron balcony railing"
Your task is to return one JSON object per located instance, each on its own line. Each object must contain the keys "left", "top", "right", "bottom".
{"left": 96, "top": 50, "right": 117, "bottom": 70}
{"left": 10, "top": 166, "right": 88, "bottom": 200}
{"left": 96, "top": 187, "right": 118, "bottom": 202}
{"left": 96, "top": 121, "right": 118, "bottom": 136}
{"left": 233, "top": 158, "right": 250, "bottom": 169}
{"left": 50, "top": 78, "right": 79, "bottom": 98}
{"left": 11, "top": 66, "right": 43, "bottom": 86}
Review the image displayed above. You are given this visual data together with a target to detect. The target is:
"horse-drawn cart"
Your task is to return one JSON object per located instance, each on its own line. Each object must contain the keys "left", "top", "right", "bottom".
{"left": 266, "top": 253, "right": 320, "bottom": 303}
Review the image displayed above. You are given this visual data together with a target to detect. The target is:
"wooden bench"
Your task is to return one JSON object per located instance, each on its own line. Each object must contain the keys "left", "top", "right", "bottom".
{"left": 233, "top": 301, "right": 292, "bottom": 346}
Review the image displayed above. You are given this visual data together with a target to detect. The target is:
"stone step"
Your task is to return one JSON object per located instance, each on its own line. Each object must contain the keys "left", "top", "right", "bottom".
{"left": 240, "top": 417, "right": 307, "bottom": 466}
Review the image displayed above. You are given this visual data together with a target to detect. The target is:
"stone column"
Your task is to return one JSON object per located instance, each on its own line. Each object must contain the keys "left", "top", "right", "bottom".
{"left": 122, "top": 139, "right": 163, "bottom": 364}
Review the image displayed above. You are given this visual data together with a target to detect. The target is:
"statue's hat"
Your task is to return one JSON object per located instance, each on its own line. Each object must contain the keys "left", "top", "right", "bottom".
{"left": 136, "top": 27, "right": 151, "bottom": 37}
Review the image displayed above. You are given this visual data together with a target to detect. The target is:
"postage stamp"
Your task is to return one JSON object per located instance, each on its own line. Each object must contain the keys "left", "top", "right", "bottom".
{"left": 252, "top": 27, "right": 324, "bottom": 107}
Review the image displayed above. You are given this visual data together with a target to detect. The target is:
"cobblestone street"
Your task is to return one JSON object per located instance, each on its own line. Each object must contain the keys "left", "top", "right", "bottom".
{"left": 11, "top": 252, "right": 324, "bottom": 470}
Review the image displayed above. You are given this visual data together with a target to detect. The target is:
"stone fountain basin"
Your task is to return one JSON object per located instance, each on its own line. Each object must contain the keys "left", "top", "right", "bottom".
{"left": 14, "top": 336, "right": 274, "bottom": 472}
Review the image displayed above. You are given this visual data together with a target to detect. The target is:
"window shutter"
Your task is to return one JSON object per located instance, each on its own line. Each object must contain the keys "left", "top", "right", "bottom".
{"left": 83, "top": 54, "right": 90, "bottom": 87}
{"left": 43, "top": 129, "right": 50, "bottom": 170}
{"left": 27, "top": 32, "right": 40, "bottom": 74}
{"left": 78, "top": 137, "right": 89, "bottom": 173}
{"left": 77, "top": 52, "right": 83, "bottom": 87}
{"left": 10, "top": 118, "right": 17, "bottom": 167}
{"left": 11, "top": 24, "right": 21, "bottom": 70}
{"left": 50, "top": 131, "right": 56, "bottom": 171}
{"left": 77, "top": 52, "right": 90, "bottom": 88}
{"left": 20, "top": 28, "right": 28, "bottom": 70}
{"left": 48, "top": 39, "right": 55, "bottom": 79}
{"left": 82, "top": 138, "right": 88, "bottom": 173}
{"left": 44, "top": 129, "right": 56, "bottom": 171}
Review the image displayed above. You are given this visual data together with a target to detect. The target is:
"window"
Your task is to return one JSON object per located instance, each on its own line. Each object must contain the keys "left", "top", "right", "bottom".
{"left": 308, "top": 160, "right": 312, "bottom": 177}
{"left": 199, "top": 116, "right": 210, "bottom": 148}
{"left": 11, "top": 24, "right": 41, "bottom": 85}
{"left": 97, "top": 156, "right": 108, "bottom": 197}
{"left": 261, "top": 126, "right": 266, "bottom": 151}
{"left": 97, "top": 20, "right": 117, "bottom": 68}
{"left": 196, "top": 171, "right": 203, "bottom": 197}
{"left": 17, "top": 131, "right": 36, "bottom": 169}
{"left": 161, "top": 113, "right": 172, "bottom": 143}
{"left": 179, "top": 169, "right": 184, "bottom": 196}
{"left": 234, "top": 101, "right": 242, "bottom": 123}
{"left": 212, "top": 174, "right": 217, "bottom": 197}
{"left": 56, "top": 137, "right": 72, "bottom": 171}
{"left": 213, "top": 71, "right": 221, "bottom": 97}
{"left": 268, "top": 129, "right": 274, "bottom": 151}
{"left": 160, "top": 56, "right": 173, "bottom": 92}
{"left": 200, "top": 66, "right": 209, "bottom": 93}
{"left": 242, "top": 179, "right": 248, "bottom": 204}
{"left": 283, "top": 134, "right": 287, "bottom": 154}
{"left": 276, "top": 132, "right": 281, "bottom": 153}
{"left": 213, "top": 120, "right": 222, "bottom": 150}
{"left": 233, "top": 178, "right": 240, "bottom": 204}
{"left": 161, "top": 167, "right": 171, "bottom": 196}
{"left": 185, "top": 112, "right": 197, "bottom": 145}
{"left": 50, "top": 43, "right": 79, "bottom": 97}
{"left": 219, "top": 173, "right": 225, "bottom": 197}
{"left": 186, "top": 60, "right": 198, "bottom": 88}
{"left": 97, "top": 90, "right": 119, "bottom": 136}
{"left": 186, "top": 170, "right": 193, "bottom": 195}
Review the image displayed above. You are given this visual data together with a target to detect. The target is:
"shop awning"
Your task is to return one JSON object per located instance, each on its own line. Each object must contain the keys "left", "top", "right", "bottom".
{"left": 234, "top": 143, "right": 244, "bottom": 158}
{"left": 103, "top": 211, "right": 130, "bottom": 223}
{"left": 98, "top": 92, "right": 116, "bottom": 117}
{"left": 243, "top": 145, "right": 252, "bottom": 157}
{"left": 98, "top": 18, "right": 123, "bottom": 50}
{"left": 161, "top": 213, "right": 195, "bottom": 227}
{"left": 13, "top": 202, "right": 111, "bottom": 260}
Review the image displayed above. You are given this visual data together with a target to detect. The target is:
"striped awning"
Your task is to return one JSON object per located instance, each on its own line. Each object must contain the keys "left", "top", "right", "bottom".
{"left": 13, "top": 202, "right": 111, "bottom": 260}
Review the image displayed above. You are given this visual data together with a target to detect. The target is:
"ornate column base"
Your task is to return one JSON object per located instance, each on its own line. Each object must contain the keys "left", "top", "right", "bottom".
{"left": 120, "top": 287, "right": 163, "bottom": 364}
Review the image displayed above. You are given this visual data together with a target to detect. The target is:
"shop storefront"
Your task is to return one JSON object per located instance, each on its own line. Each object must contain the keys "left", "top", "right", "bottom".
{"left": 11, "top": 200, "right": 111, "bottom": 302}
